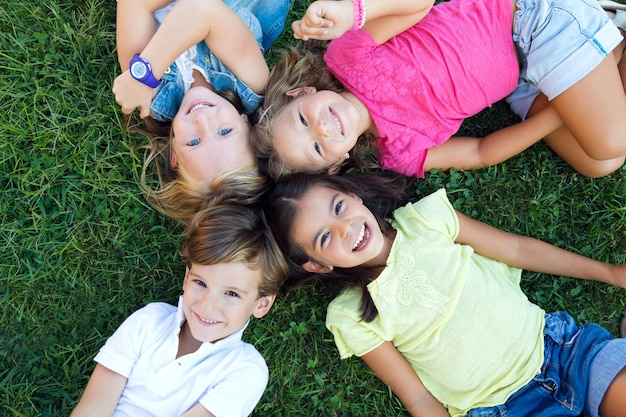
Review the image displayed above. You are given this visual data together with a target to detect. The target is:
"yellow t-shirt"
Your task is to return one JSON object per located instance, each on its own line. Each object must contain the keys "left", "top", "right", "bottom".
{"left": 326, "top": 189, "right": 545, "bottom": 416}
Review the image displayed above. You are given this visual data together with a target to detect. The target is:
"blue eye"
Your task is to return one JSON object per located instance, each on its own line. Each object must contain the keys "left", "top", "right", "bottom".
{"left": 218, "top": 128, "right": 232, "bottom": 136}
{"left": 225, "top": 290, "right": 239, "bottom": 298}
{"left": 320, "top": 232, "right": 329, "bottom": 246}
{"left": 188, "top": 138, "right": 200, "bottom": 147}
{"left": 193, "top": 279, "right": 206, "bottom": 288}
{"left": 334, "top": 201, "right": 343, "bottom": 215}
{"left": 314, "top": 143, "right": 322, "bottom": 156}
{"left": 299, "top": 113, "right": 308, "bottom": 127}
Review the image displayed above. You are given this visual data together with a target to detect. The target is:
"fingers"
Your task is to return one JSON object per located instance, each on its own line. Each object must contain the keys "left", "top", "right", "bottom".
{"left": 292, "top": 1, "right": 352, "bottom": 41}
{"left": 292, "top": 20, "right": 328, "bottom": 40}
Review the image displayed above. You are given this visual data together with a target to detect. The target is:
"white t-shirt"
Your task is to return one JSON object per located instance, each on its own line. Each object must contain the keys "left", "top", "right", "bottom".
{"left": 95, "top": 297, "right": 268, "bottom": 417}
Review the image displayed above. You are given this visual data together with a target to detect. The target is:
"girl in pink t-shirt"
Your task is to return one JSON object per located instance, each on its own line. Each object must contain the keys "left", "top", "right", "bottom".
{"left": 252, "top": 0, "right": 626, "bottom": 179}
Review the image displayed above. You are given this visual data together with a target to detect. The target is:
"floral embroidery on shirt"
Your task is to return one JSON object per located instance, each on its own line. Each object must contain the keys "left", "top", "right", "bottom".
{"left": 375, "top": 249, "right": 449, "bottom": 316}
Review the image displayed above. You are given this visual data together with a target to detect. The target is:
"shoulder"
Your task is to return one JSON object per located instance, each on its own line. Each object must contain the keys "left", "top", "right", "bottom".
{"left": 393, "top": 189, "right": 459, "bottom": 239}
{"left": 131, "top": 301, "right": 177, "bottom": 321}
{"left": 327, "top": 288, "right": 364, "bottom": 323}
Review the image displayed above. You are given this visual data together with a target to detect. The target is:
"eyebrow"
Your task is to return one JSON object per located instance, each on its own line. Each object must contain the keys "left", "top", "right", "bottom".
{"left": 312, "top": 192, "right": 340, "bottom": 249}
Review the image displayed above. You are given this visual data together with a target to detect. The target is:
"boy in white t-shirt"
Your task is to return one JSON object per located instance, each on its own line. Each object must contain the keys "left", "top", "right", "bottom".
{"left": 71, "top": 204, "right": 289, "bottom": 417}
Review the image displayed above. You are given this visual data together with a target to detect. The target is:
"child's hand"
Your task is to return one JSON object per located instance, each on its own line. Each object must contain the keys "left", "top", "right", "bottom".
{"left": 292, "top": 0, "right": 353, "bottom": 41}
{"left": 112, "top": 71, "right": 156, "bottom": 119}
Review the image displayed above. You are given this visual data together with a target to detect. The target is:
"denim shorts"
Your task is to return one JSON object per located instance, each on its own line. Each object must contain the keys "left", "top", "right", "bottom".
{"left": 467, "top": 311, "right": 626, "bottom": 417}
{"left": 506, "top": 0, "right": 623, "bottom": 118}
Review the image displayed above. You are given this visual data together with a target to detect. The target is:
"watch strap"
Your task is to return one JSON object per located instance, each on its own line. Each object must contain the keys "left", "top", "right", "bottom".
{"left": 130, "top": 54, "right": 161, "bottom": 88}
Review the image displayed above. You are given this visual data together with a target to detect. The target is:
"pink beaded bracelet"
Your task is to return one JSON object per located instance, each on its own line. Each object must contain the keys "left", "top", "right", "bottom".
{"left": 352, "top": 0, "right": 367, "bottom": 30}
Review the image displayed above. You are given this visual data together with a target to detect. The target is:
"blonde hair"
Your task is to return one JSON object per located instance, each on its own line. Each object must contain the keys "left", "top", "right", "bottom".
{"left": 251, "top": 41, "right": 375, "bottom": 180}
{"left": 140, "top": 136, "right": 267, "bottom": 225}
{"left": 181, "top": 203, "right": 290, "bottom": 297}
{"left": 133, "top": 92, "right": 267, "bottom": 226}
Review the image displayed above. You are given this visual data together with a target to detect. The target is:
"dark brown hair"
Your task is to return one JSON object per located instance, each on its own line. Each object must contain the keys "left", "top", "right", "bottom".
{"left": 262, "top": 171, "right": 411, "bottom": 321}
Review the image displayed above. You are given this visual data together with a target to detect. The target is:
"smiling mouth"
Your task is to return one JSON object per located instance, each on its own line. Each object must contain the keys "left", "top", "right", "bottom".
{"left": 329, "top": 108, "right": 344, "bottom": 135}
{"left": 352, "top": 224, "right": 369, "bottom": 251}
{"left": 187, "top": 102, "right": 214, "bottom": 115}
{"left": 195, "top": 312, "right": 220, "bottom": 325}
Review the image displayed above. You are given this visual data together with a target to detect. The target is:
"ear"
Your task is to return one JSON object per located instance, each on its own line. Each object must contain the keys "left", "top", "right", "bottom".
{"left": 241, "top": 113, "right": 249, "bottom": 125}
{"left": 252, "top": 294, "right": 276, "bottom": 318}
{"left": 302, "top": 260, "right": 333, "bottom": 274}
{"left": 286, "top": 86, "right": 317, "bottom": 98}
{"left": 327, "top": 153, "right": 350, "bottom": 174}
{"left": 170, "top": 149, "right": 178, "bottom": 168}
{"left": 182, "top": 266, "right": 191, "bottom": 290}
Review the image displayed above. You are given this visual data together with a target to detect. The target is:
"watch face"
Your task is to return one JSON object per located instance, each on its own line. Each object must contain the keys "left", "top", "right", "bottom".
{"left": 131, "top": 61, "right": 147, "bottom": 79}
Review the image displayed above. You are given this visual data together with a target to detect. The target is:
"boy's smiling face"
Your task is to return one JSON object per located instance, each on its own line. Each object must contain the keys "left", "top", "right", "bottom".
{"left": 182, "top": 262, "right": 274, "bottom": 344}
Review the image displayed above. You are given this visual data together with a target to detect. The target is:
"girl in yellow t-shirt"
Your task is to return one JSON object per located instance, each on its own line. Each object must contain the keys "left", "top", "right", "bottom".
{"left": 263, "top": 172, "right": 626, "bottom": 417}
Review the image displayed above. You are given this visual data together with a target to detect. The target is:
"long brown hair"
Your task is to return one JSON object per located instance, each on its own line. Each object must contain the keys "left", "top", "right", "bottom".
{"left": 262, "top": 171, "right": 411, "bottom": 321}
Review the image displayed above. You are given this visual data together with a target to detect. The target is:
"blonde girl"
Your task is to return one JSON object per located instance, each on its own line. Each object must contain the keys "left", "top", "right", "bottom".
{"left": 113, "top": 0, "right": 289, "bottom": 223}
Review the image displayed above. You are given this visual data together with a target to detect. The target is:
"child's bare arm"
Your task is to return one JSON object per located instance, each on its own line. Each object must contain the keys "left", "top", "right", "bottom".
{"left": 293, "top": 0, "right": 434, "bottom": 45}
{"left": 424, "top": 106, "right": 563, "bottom": 173}
{"left": 116, "top": 0, "right": 172, "bottom": 71}
{"left": 113, "top": 0, "right": 268, "bottom": 118}
{"left": 361, "top": 341, "right": 450, "bottom": 417}
{"left": 70, "top": 364, "right": 127, "bottom": 417}
{"left": 455, "top": 211, "right": 626, "bottom": 287}
{"left": 181, "top": 403, "right": 215, "bottom": 417}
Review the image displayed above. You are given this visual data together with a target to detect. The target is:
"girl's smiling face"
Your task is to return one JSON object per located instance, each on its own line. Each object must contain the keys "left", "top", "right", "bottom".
{"left": 271, "top": 87, "right": 365, "bottom": 173}
{"left": 291, "top": 185, "right": 391, "bottom": 272}
{"left": 171, "top": 86, "right": 255, "bottom": 184}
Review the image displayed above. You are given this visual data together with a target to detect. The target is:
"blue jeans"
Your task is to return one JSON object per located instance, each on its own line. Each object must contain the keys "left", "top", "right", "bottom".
{"left": 505, "top": 0, "right": 622, "bottom": 119}
{"left": 224, "top": 0, "right": 291, "bottom": 52}
{"left": 467, "top": 311, "right": 626, "bottom": 417}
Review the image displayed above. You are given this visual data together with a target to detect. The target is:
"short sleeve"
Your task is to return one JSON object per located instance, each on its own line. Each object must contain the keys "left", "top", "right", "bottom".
{"left": 325, "top": 288, "right": 386, "bottom": 358}
{"left": 398, "top": 188, "right": 459, "bottom": 242}
{"left": 94, "top": 303, "right": 174, "bottom": 378}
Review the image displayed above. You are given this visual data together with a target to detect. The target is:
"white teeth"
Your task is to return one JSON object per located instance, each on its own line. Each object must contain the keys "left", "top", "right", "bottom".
{"left": 353, "top": 224, "right": 366, "bottom": 251}
{"left": 330, "top": 111, "right": 343, "bottom": 135}
{"left": 198, "top": 315, "right": 218, "bottom": 324}
{"left": 189, "top": 102, "right": 213, "bottom": 114}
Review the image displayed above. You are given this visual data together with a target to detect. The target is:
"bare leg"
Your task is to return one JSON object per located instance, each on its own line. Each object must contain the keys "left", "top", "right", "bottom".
{"left": 599, "top": 367, "right": 626, "bottom": 417}
{"left": 550, "top": 49, "right": 626, "bottom": 161}
{"left": 527, "top": 43, "right": 626, "bottom": 177}
{"left": 527, "top": 96, "right": 625, "bottom": 177}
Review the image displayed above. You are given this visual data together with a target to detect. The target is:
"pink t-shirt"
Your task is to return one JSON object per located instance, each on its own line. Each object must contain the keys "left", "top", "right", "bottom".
{"left": 325, "top": 0, "right": 519, "bottom": 177}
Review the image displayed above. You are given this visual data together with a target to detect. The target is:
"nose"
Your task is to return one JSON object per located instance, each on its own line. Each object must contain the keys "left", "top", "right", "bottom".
{"left": 331, "top": 217, "right": 351, "bottom": 239}
{"left": 198, "top": 289, "right": 219, "bottom": 313}
{"left": 313, "top": 118, "right": 329, "bottom": 138}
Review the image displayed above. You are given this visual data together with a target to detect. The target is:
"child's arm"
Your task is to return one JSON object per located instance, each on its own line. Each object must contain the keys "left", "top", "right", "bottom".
{"left": 181, "top": 404, "right": 215, "bottom": 417}
{"left": 113, "top": 0, "right": 269, "bottom": 118}
{"left": 361, "top": 341, "right": 450, "bottom": 417}
{"left": 424, "top": 106, "right": 563, "bottom": 173}
{"left": 292, "top": 0, "right": 434, "bottom": 45}
{"left": 454, "top": 211, "right": 626, "bottom": 287}
{"left": 116, "top": 0, "right": 172, "bottom": 71}
{"left": 70, "top": 364, "right": 127, "bottom": 417}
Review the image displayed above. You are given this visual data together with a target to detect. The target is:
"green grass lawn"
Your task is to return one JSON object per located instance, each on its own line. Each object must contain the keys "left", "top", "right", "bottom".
{"left": 1, "top": 1, "right": 625, "bottom": 416}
